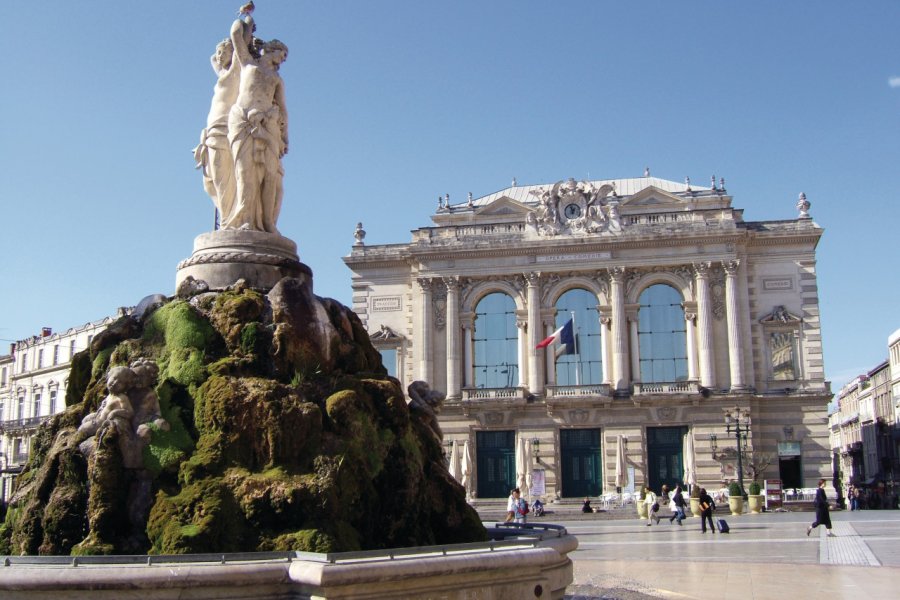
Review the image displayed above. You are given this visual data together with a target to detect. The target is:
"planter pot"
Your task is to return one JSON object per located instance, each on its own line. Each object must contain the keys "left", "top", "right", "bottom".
{"left": 637, "top": 501, "right": 648, "bottom": 519}
{"left": 747, "top": 494, "right": 764, "bottom": 514}
{"left": 728, "top": 496, "right": 744, "bottom": 516}
{"left": 690, "top": 497, "right": 702, "bottom": 517}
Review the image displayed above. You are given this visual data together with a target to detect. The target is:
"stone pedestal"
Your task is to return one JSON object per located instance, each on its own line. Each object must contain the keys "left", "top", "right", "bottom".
{"left": 176, "top": 229, "right": 310, "bottom": 292}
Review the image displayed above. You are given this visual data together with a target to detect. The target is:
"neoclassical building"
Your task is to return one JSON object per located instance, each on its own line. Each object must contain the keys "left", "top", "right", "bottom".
{"left": 344, "top": 176, "right": 832, "bottom": 499}
{"left": 0, "top": 313, "right": 126, "bottom": 503}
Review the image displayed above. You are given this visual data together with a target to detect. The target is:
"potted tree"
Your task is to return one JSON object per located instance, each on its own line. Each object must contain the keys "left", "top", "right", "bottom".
{"left": 689, "top": 485, "right": 702, "bottom": 517}
{"left": 747, "top": 481, "right": 764, "bottom": 514}
{"left": 727, "top": 482, "right": 744, "bottom": 515}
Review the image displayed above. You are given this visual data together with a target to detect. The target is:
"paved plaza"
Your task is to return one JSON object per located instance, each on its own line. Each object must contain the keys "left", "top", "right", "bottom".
{"left": 540, "top": 510, "right": 900, "bottom": 599}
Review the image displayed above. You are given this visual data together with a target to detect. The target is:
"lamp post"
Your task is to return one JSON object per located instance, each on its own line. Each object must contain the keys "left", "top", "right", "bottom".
{"left": 724, "top": 407, "right": 751, "bottom": 498}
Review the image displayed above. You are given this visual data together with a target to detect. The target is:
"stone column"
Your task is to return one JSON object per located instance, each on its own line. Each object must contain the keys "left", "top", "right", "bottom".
{"left": 416, "top": 278, "right": 433, "bottom": 383}
{"left": 627, "top": 308, "right": 641, "bottom": 383}
{"left": 684, "top": 309, "right": 698, "bottom": 381}
{"left": 461, "top": 314, "right": 474, "bottom": 389}
{"left": 694, "top": 262, "right": 716, "bottom": 389}
{"left": 444, "top": 277, "right": 461, "bottom": 399}
{"left": 609, "top": 267, "right": 630, "bottom": 392}
{"left": 516, "top": 316, "right": 527, "bottom": 388}
{"left": 525, "top": 272, "right": 543, "bottom": 396}
{"left": 724, "top": 260, "right": 747, "bottom": 390}
{"left": 543, "top": 317, "right": 556, "bottom": 387}
{"left": 599, "top": 312, "right": 611, "bottom": 384}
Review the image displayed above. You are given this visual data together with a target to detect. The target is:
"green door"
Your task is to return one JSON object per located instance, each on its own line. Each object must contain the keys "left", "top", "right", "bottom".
{"left": 560, "top": 428, "right": 602, "bottom": 498}
{"left": 647, "top": 426, "right": 687, "bottom": 494}
{"left": 476, "top": 430, "right": 516, "bottom": 498}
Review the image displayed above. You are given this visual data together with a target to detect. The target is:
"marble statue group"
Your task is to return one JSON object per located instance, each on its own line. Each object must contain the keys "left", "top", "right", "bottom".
{"left": 194, "top": 7, "right": 289, "bottom": 234}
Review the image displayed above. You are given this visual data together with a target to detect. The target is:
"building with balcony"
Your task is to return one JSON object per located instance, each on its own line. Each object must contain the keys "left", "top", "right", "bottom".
{"left": 344, "top": 175, "right": 832, "bottom": 499}
{"left": 831, "top": 330, "right": 900, "bottom": 495}
{"left": 0, "top": 313, "right": 127, "bottom": 503}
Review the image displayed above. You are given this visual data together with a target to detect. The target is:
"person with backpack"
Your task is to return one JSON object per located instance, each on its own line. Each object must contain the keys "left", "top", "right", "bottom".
{"left": 698, "top": 488, "right": 716, "bottom": 533}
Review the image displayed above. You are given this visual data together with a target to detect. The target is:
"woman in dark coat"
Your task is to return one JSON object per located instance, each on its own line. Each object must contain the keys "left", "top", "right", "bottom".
{"left": 807, "top": 478, "right": 835, "bottom": 537}
{"left": 698, "top": 488, "right": 716, "bottom": 533}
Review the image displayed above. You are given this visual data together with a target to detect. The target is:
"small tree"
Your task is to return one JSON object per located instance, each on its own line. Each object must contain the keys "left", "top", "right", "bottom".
{"left": 742, "top": 450, "right": 774, "bottom": 483}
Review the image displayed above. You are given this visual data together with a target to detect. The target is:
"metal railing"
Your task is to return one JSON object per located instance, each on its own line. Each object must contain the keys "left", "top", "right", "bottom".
{"left": 1, "top": 524, "right": 568, "bottom": 567}
{"left": 0, "top": 416, "right": 47, "bottom": 433}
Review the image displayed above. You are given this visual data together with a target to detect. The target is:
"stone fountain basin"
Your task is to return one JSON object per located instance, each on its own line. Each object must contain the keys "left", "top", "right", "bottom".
{"left": 0, "top": 524, "right": 576, "bottom": 600}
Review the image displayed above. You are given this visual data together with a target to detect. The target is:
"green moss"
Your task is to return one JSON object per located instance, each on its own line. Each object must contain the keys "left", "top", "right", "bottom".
{"left": 65, "top": 351, "right": 92, "bottom": 407}
{"left": 90, "top": 347, "right": 115, "bottom": 380}
{"left": 142, "top": 300, "right": 220, "bottom": 387}
{"left": 142, "top": 405, "right": 196, "bottom": 477}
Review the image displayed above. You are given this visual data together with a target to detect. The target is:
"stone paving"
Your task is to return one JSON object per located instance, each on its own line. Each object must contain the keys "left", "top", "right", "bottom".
{"left": 486, "top": 509, "right": 900, "bottom": 599}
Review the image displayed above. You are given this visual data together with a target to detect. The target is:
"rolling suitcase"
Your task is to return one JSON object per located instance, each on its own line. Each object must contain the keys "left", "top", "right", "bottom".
{"left": 717, "top": 518, "right": 730, "bottom": 533}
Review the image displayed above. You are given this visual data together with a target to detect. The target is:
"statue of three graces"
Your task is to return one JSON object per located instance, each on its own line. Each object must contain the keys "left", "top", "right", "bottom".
{"left": 194, "top": 7, "right": 288, "bottom": 234}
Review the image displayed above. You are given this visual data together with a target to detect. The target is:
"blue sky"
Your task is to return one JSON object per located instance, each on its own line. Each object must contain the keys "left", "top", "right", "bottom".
{"left": 2, "top": 1, "right": 898, "bottom": 393}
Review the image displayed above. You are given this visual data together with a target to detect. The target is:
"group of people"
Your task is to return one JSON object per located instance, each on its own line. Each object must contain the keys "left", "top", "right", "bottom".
{"left": 505, "top": 488, "right": 545, "bottom": 523}
{"left": 847, "top": 484, "right": 899, "bottom": 511}
{"left": 641, "top": 484, "right": 718, "bottom": 533}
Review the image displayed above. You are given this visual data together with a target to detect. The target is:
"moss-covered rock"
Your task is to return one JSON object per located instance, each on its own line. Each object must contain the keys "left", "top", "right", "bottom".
{"left": 2, "top": 276, "right": 486, "bottom": 556}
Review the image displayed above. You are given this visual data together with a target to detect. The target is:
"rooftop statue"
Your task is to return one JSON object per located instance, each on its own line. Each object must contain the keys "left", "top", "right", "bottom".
{"left": 194, "top": 7, "right": 289, "bottom": 234}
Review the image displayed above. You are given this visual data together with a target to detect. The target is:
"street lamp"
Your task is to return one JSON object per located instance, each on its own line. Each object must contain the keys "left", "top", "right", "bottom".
{"left": 724, "top": 407, "right": 751, "bottom": 498}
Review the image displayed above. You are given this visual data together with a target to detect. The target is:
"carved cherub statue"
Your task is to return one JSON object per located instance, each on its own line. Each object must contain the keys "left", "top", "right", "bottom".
{"left": 129, "top": 358, "right": 170, "bottom": 441}
{"left": 78, "top": 366, "right": 136, "bottom": 438}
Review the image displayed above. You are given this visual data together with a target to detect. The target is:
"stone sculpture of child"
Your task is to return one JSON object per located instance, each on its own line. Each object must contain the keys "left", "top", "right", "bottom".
{"left": 78, "top": 366, "right": 136, "bottom": 439}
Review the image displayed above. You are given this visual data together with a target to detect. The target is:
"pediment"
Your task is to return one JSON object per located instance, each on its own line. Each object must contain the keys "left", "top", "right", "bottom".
{"left": 475, "top": 197, "right": 532, "bottom": 216}
{"left": 619, "top": 186, "right": 686, "bottom": 208}
{"left": 370, "top": 325, "right": 404, "bottom": 342}
{"left": 759, "top": 306, "right": 802, "bottom": 325}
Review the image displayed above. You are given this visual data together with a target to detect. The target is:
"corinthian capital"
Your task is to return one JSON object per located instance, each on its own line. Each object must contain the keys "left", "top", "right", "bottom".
{"left": 723, "top": 260, "right": 741, "bottom": 276}
{"left": 693, "top": 262, "right": 713, "bottom": 279}
{"left": 608, "top": 266, "right": 627, "bottom": 283}
{"left": 416, "top": 277, "right": 433, "bottom": 293}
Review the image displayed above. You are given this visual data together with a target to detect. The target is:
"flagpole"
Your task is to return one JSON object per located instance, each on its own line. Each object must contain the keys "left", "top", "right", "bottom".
{"left": 571, "top": 310, "right": 581, "bottom": 386}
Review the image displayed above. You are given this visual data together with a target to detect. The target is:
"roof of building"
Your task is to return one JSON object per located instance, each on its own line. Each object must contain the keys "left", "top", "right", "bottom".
{"left": 453, "top": 176, "right": 710, "bottom": 209}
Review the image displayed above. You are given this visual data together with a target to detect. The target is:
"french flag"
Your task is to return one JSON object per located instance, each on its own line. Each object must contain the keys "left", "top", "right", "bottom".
{"left": 535, "top": 318, "right": 575, "bottom": 355}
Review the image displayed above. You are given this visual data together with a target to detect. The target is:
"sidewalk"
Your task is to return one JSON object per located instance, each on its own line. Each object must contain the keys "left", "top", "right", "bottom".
{"left": 569, "top": 560, "right": 898, "bottom": 600}
{"left": 550, "top": 509, "right": 900, "bottom": 599}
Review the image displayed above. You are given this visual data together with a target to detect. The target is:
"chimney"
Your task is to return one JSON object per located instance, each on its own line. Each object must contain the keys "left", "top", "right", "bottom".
{"left": 41, "top": 327, "right": 52, "bottom": 337}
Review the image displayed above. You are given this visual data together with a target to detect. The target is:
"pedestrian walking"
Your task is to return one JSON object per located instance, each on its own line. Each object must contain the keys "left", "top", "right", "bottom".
{"left": 643, "top": 486, "right": 660, "bottom": 525}
{"left": 807, "top": 479, "right": 835, "bottom": 537}
{"left": 669, "top": 485, "right": 687, "bottom": 525}
{"left": 698, "top": 488, "right": 716, "bottom": 533}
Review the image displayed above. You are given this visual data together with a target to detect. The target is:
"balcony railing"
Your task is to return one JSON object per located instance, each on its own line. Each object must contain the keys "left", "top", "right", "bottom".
{"left": 0, "top": 416, "right": 48, "bottom": 433}
{"left": 633, "top": 381, "right": 699, "bottom": 394}
{"left": 545, "top": 384, "right": 612, "bottom": 398}
{"left": 461, "top": 387, "right": 528, "bottom": 401}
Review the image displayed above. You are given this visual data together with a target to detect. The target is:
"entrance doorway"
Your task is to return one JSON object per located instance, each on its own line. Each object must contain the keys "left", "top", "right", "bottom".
{"left": 476, "top": 430, "right": 515, "bottom": 498}
{"left": 560, "top": 428, "right": 602, "bottom": 498}
{"left": 779, "top": 456, "right": 802, "bottom": 489}
{"left": 647, "top": 426, "right": 687, "bottom": 493}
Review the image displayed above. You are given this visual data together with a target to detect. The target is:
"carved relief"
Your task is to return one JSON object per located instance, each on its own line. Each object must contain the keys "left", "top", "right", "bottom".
{"left": 710, "top": 265, "right": 726, "bottom": 320}
{"left": 433, "top": 287, "right": 447, "bottom": 330}
{"left": 656, "top": 407, "right": 677, "bottom": 421}
{"left": 526, "top": 178, "right": 619, "bottom": 237}
{"left": 484, "top": 412, "right": 505, "bottom": 426}
{"left": 568, "top": 409, "right": 590, "bottom": 424}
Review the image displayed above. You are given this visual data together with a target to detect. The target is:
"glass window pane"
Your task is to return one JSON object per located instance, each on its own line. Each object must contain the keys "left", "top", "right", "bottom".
{"left": 552, "top": 288, "right": 602, "bottom": 385}
{"left": 638, "top": 284, "right": 687, "bottom": 383}
{"left": 473, "top": 293, "right": 518, "bottom": 388}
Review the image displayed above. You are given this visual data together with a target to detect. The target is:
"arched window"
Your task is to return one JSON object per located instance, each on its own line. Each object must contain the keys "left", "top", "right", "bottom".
{"left": 554, "top": 289, "right": 602, "bottom": 385}
{"left": 638, "top": 284, "right": 687, "bottom": 383}
{"left": 473, "top": 293, "right": 518, "bottom": 388}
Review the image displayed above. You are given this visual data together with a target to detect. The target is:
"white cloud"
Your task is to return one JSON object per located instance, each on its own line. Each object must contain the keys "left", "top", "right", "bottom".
{"left": 889, "top": 76, "right": 900, "bottom": 88}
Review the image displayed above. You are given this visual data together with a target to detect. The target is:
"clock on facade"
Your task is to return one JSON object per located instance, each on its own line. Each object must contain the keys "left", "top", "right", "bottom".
{"left": 564, "top": 203, "right": 582, "bottom": 219}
